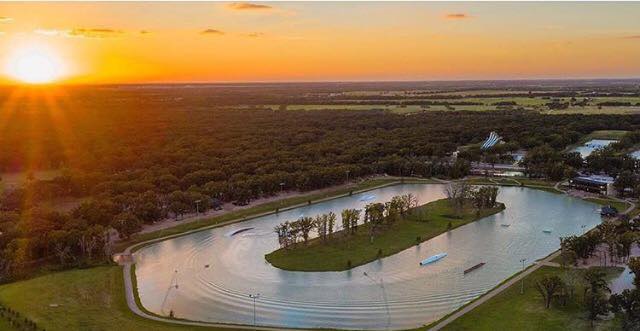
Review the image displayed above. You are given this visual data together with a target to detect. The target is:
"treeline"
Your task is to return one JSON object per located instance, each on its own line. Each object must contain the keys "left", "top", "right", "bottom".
{"left": 1, "top": 87, "right": 640, "bottom": 281}
{"left": 274, "top": 194, "right": 418, "bottom": 249}
{"left": 554, "top": 213, "right": 640, "bottom": 329}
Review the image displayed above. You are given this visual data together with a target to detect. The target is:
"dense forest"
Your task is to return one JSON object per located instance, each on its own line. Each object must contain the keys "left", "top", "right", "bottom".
{"left": 1, "top": 84, "right": 640, "bottom": 281}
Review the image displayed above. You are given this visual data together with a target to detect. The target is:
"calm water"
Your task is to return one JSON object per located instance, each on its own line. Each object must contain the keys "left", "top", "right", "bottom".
{"left": 134, "top": 184, "right": 603, "bottom": 330}
{"left": 573, "top": 139, "right": 617, "bottom": 158}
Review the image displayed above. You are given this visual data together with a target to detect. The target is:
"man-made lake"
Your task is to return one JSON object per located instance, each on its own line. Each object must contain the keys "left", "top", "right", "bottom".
{"left": 573, "top": 139, "right": 617, "bottom": 158}
{"left": 134, "top": 184, "right": 603, "bottom": 330}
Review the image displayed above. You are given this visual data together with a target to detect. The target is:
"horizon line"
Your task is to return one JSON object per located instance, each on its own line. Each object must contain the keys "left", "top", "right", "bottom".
{"left": 2, "top": 76, "right": 640, "bottom": 88}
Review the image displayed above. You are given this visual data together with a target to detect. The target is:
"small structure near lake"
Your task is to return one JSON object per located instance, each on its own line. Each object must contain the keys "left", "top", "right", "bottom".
{"left": 600, "top": 205, "right": 618, "bottom": 217}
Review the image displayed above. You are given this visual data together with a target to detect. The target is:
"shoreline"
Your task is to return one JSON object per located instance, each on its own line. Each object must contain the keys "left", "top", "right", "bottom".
{"left": 119, "top": 178, "right": 440, "bottom": 331}
{"left": 265, "top": 199, "right": 505, "bottom": 272}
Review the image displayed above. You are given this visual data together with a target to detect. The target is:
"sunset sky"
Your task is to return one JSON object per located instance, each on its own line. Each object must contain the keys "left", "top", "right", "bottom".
{"left": 1, "top": 2, "right": 640, "bottom": 84}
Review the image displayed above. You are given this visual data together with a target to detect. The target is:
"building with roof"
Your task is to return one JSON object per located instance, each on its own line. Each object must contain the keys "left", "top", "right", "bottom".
{"left": 569, "top": 175, "right": 615, "bottom": 195}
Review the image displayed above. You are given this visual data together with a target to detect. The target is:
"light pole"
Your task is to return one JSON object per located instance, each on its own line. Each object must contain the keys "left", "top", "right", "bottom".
{"left": 346, "top": 170, "right": 350, "bottom": 183}
{"left": 279, "top": 182, "right": 285, "bottom": 193}
{"left": 363, "top": 272, "right": 391, "bottom": 330}
{"left": 195, "top": 199, "right": 201, "bottom": 214}
{"left": 248, "top": 293, "right": 260, "bottom": 327}
{"left": 520, "top": 258, "right": 527, "bottom": 294}
{"left": 581, "top": 224, "right": 586, "bottom": 235}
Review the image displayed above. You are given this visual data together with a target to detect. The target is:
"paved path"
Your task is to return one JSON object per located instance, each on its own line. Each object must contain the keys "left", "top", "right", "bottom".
{"left": 428, "top": 250, "right": 561, "bottom": 331}
{"left": 119, "top": 178, "right": 438, "bottom": 331}
{"left": 429, "top": 192, "right": 636, "bottom": 331}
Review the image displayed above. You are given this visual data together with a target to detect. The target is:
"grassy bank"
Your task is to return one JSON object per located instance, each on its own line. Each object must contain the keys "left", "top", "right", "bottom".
{"left": 265, "top": 199, "right": 505, "bottom": 272}
{"left": 437, "top": 266, "right": 623, "bottom": 331}
{"left": 584, "top": 197, "right": 631, "bottom": 213}
{"left": 464, "top": 177, "right": 562, "bottom": 194}
{"left": 0, "top": 266, "right": 233, "bottom": 331}
{"left": 117, "top": 177, "right": 436, "bottom": 252}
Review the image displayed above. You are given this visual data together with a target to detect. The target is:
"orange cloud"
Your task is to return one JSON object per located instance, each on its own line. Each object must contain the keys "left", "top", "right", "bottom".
{"left": 244, "top": 32, "right": 264, "bottom": 38}
{"left": 34, "top": 28, "right": 124, "bottom": 38}
{"left": 445, "top": 13, "right": 471, "bottom": 19}
{"left": 622, "top": 35, "right": 640, "bottom": 39}
{"left": 226, "top": 3, "right": 272, "bottom": 10}
{"left": 0, "top": 17, "right": 13, "bottom": 23}
{"left": 68, "top": 28, "right": 123, "bottom": 38}
{"left": 201, "top": 29, "right": 224, "bottom": 35}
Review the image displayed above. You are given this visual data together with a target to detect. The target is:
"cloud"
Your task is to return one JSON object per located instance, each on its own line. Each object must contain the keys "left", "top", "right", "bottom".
{"left": 68, "top": 28, "right": 123, "bottom": 38}
{"left": 226, "top": 3, "right": 272, "bottom": 10}
{"left": 0, "top": 17, "right": 12, "bottom": 23}
{"left": 201, "top": 29, "right": 225, "bottom": 35}
{"left": 35, "top": 28, "right": 66, "bottom": 36}
{"left": 622, "top": 35, "right": 640, "bottom": 39}
{"left": 243, "top": 32, "right": 265, "bottom": 38}
{"left": 445, "top": 13, "right": 472, "bottom": 19}
{"left": 140, "top": 30, "right": 150, "bottom": 34}
{"left": 35, "top": 28, "right": 124, "bottom": 38}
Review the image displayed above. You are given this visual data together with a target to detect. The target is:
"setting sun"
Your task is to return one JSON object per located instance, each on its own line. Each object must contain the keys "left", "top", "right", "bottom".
{"left": 5, "top": 46, "right": 64, "bottom": 84}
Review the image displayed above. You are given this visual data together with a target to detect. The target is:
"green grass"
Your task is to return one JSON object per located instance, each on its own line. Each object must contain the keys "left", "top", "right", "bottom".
{"left": 584, "top": 197, "right": 630, "bottom": 213}
{"left": 585, "top": 130, "right": 631, "bottom": 140}
{"left": 265, "top": 199, "right": 505, "bottom": 272}
{"left": 436, "top": 266, "right": 623, "bottom": 331}
{"left": 0, "top": 318, "right": 18, "bottom": 331}
{"left": 463, "top": 177, "right": 561, "bottom": 194}
{"left": 0, "top": 266, "right": 235, "bottom": 331}
{"left": 117, "top": 177, "right": 435, "bottom": 252}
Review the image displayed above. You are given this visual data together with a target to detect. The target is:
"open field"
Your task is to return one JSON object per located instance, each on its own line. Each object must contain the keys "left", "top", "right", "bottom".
{"left": 436, "top": 266, "right": 623, "bottom": 331}
{"left": 265, "top": 198, "right": 505, "bottom": 272}
{"left": 263, "top": 94, "right": 640, "bottom": 115}
{"left": 0, "top": 266, "right": 232, "bottom": 331}
{"left": 583, "top": 130, "right": 630, "bottom": 140}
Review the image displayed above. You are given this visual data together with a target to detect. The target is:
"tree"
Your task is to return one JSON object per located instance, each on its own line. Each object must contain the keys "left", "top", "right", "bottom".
{"left": 327, "top": 212, "right": 336, "bottom": 235}
{"left": 615, "top": 171, "right": 637, "bottom": 198}
{"left": 314, "top": 214, "right": 328, "bottom": 242}
{"left": 611, "top": 289, "right": 640, "bottom": 330}
{"left": 629, "top": 257, "right": 640, "bottom": 287}
{"left": 340, "top": 211, "right": 351, "bottom": 236}
{"left": 535, "top": 275, "right": 564, "bottom": 308}
{"left": 111, "top": 212, "right": 142, "bottom": 240}
{"left": 585, "top": 290, "right": 610, "bottom": 327}
{"left": 444, "top": 182, "right": 471, "bottom": 215}
{"left": 583, "top": 268, "right": 611, "bottom": 326}
{"left": 341, "top": 209, "right": 361, "bottom": 235}
{"left": 364, "top": 202, "right": 385, "bottom": 242}
{"left": 298, "top": 217, "right": 314, "bottom": 245}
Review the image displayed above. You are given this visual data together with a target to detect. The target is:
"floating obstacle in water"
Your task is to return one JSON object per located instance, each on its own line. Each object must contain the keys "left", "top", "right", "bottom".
{"left": 464, "top": 262, "right": 486, "bottom": 274}
{"left": 500, "top": 224, "right": 511, "bottom": 227}
{"left": 225, "top": 227, "right": 254, "bottom": 237}
{"left": 359, "top": 194, "right": 376, "bottom": 202}
{"left": 420, "top": 253, "right": 447, "bottom": 266}
{"left": 542, "top": 229, "right": 552, "bottom": 234}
